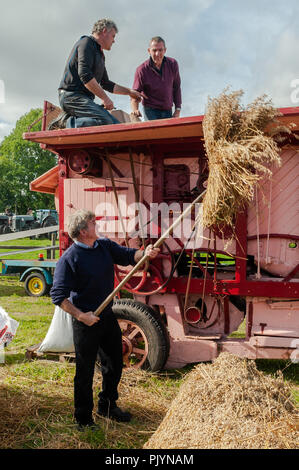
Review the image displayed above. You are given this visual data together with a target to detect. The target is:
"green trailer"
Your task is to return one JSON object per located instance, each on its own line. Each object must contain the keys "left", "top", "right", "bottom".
{"left": 1, "top": 258, "right": 57, "bottom": 296}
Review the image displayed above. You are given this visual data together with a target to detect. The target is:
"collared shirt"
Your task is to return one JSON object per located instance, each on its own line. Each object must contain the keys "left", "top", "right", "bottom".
{"left": 59, "top": 35, "right": 116, "bottom": 99}
{"left": 74, "top": 239, "right": 100, "bottom": 250}
{"left": 133, "top": 56, "right": 182, "bottom": 110}
{"left": 149, "top": 57, "right": 165, "bottom": 76}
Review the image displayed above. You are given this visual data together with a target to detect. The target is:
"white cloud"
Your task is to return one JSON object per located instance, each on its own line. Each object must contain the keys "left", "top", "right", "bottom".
{"left": 0, "top": 122, "right": 13, "bottom": 141}
{"left": 251, "top": 29, "right": 299, "bottom": 107}
{"left": 0, "top": 0, "right": 215, "bottom": 130}
{"left": 0, "top": 0, "right": 299, "bottom": 141}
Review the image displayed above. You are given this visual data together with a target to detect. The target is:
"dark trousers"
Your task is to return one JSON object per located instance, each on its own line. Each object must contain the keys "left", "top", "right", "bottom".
{"left": 59, "top": 90, "right": 120, "bottom": 126}
{"left": 72, "top": 311, "right": 123, "bottom": 424}
{"left": 143, "top": 107, "right": 172, "bottom": 120}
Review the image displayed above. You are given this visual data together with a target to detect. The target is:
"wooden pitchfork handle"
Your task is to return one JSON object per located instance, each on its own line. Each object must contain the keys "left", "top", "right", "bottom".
{"left": 94, "top": 190, "right": 206, "bottom": 317}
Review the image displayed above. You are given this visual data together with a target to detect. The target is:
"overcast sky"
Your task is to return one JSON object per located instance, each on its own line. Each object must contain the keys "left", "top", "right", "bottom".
{"left": 0, "top": 0, "right": 299, "bottom": 141}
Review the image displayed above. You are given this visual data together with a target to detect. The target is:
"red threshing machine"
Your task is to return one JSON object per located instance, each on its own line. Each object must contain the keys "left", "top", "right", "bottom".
{"left": 23, "top": 103, "right": 299, "bottom": 370}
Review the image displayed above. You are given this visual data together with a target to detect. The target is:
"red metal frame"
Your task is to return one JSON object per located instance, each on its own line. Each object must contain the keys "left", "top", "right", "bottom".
{"left": 164, "top": 214, "right": 299, "bottom": 299}
{"left": 60, "top": 146, "right": 299, "bottom": 298}
{"left": 58, "top": 154, "right": 68, "bottom": 256}
{"left": 148, "top": 152, "right": 299, "bottom": 300}
{"left": 24, "top": 103, "right": 299, "bottom": 300}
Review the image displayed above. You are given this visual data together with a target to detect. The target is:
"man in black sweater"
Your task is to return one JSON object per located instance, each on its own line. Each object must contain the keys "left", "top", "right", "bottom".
{"left": 49, "top": 18, "right": 142, "bottom": 129}
{"left": 50, "top": 209, "right": 159, "bottom": 430}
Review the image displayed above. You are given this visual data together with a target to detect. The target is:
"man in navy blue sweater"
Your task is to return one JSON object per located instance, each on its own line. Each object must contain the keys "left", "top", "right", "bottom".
{"left": 50, "top": 209, "right": 159, "bottom": 430}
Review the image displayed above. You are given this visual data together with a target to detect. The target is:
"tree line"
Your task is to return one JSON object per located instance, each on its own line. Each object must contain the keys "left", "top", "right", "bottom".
{"left": 0, "top": 109, "right": 57, "bottom": 215}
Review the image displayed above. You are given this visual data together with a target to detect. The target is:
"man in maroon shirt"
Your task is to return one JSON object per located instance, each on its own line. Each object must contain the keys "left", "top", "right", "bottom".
{"left": 131, "top": 37, "right": 182, "bottom": 121}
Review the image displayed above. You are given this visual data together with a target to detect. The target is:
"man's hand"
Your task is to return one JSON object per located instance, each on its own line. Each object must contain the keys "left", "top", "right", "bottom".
{"left": 85, "top": 78, "right": 114, "bottom": 110}
{"left": 144, "top": 244, "right": 160, "bottom": 259}
{"left": 78, "top": 311, "right": 100, "bottom": 326}
{"left": 60, "top": 299, "right": 100, "bottom": 327}
{"left": 173, "top": 109, "right": 181, "bottom": 118}
{"left": 131, "top": 110, "right": 142, "bottom": 118}
{"left": 129, "top": 89, "right": 143, "bottom": 102}
{"left": 134, "top": 245, "right": 160, "bottom": 263}
{"left": 102, "top": 96, "right": 114, "bottom": 110}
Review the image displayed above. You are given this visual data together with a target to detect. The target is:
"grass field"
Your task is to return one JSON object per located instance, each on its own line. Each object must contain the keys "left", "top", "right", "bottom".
{"left": 0, "top": 275, "right": 188, "bottom": 449}
{"left": 0, "top": 236, "right": 59, "bottom": 262}
{"left": 0, "top": 239, "right": 298, "bottom": 449}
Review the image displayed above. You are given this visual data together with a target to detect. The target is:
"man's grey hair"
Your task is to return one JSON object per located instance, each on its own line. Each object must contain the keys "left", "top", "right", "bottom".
{"left": 67, "top": 209, "right": 95, "bottom": 240}
{"left": 92, "top": 18, "right": 118, "bottom": 34}
{"left": 149, "top": 36, "right": 166, "bottom": 47}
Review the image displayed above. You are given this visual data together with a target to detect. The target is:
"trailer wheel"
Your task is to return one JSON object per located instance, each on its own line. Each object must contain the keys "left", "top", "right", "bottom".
{"left": 2, "top": 225, "right": 11, "bottom": 234}
{"left": 24, "top": 272, "right": 50, "bottom": 297}
{"left": 97, "top": 299, "right": 169, "bottom": 372}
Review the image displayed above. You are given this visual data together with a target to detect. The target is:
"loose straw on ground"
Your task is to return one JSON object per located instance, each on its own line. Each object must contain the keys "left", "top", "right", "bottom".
{"left": 144, "top": 353, "right": 299, "bottom": 449}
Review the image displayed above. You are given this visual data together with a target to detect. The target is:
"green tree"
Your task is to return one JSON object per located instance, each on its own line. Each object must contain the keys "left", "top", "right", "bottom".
{"left": 0, "top": 108, "right": 57, "bottom": 214}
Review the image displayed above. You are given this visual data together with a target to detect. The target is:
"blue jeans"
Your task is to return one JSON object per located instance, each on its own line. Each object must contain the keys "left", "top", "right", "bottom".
{"left": 143, "top": 107, "right": 172, "bottom": 121}
{"left": 59, "top": 90, "right": 120, "bottom": 127}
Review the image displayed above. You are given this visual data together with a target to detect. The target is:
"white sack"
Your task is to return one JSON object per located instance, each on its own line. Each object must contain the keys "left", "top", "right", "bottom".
{"left": 0, "top": 306, "right": 19, "bottom": 346}
{"left": 38, "top": 305, "right": 75, "bottom": 353}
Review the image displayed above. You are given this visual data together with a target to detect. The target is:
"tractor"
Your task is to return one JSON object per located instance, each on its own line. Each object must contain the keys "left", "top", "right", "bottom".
{"left": 0, "top": 209, "right": 58, "bottom": 238}
{"left": 0, "top": 214, "right": 9, "bottom": 234}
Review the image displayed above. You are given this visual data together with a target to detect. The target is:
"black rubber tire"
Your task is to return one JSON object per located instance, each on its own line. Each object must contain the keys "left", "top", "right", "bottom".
{"left": 24, "top": 272, "right": 50, "bottom": 297}
{"left": 2, "top": 225, "right": 11, "bottom": 234}
{"left": 112, "top": 298, "right": 170, "bottom": 372}
{"left": 42, "top": 216, "right": 57, "bottom": 239}
{"left": 42, "top": 216, "right": 57, "bottom": 227}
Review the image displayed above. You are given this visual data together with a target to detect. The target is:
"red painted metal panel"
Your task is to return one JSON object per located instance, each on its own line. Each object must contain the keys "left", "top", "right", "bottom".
{"left": 84, "top": 187, "right": 129, "bottom": 193}
{"left": 23, "top": 106, "right": 299, "bottom": 148}
{"left": 25, "top": 106, "right": 299, "bottom": 301}
{"left": 248, "top": 233, "right": 299, "bottom": 241}
{"left": 57, "top": 155, "right": 69, "bottom": 255}
{"left": 23, "top": 115, "right": 206, "bottom": 147}
{"left": 96, "top": 216, "right": 129, "bottom": 221}
{"left": 166, "top": 277, "right": 299, "bottom": 298}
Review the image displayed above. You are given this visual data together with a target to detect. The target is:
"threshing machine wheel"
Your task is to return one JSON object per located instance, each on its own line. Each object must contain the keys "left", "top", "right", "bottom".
{"left": 97, "top": 299, "right": 169, "bottom": 372}
{"left": 114, "top": 241, "right": 175, "bottom": 296}
{"left": 24, "top": 272, "right": 50, "bottom": 297}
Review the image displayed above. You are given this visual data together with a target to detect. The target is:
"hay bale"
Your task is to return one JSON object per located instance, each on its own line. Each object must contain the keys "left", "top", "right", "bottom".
{"left": 144, "top": 353, "right": 299, "bottom": 449}
{"left": 202, "top": 90, "right": 284, "bottom": 231}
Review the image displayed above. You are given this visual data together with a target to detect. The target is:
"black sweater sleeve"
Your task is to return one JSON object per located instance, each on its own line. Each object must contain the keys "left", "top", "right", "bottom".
{"left": 77, "top": 37, "right": 96, "bottom": 84}
{"left": 106, "top": 239, "right": 137, "bottom": 266}
{"left": 100, "top": 67, "right": 116, "bottom": 94}
{"left": 77, "top": 37, "right": 115, "bottom": 92}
